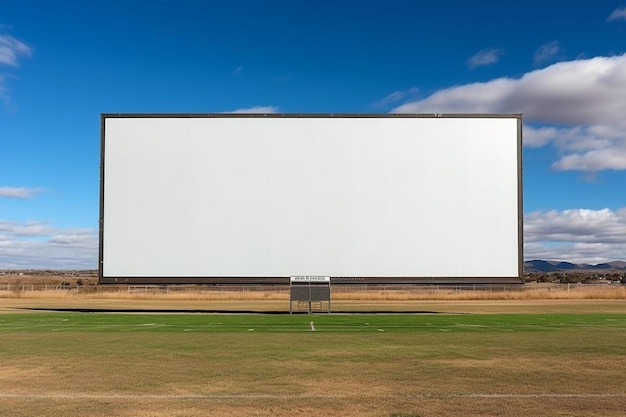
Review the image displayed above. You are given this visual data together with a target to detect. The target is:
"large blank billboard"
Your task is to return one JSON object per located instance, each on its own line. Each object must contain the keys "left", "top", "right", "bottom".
{"left": 100, "top": 114, "right": 522, "bottom": 284}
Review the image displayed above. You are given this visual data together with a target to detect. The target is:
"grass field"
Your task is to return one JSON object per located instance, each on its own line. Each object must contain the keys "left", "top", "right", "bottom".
{"left": 0, "top": 297, "right": 625, "bottom": 417}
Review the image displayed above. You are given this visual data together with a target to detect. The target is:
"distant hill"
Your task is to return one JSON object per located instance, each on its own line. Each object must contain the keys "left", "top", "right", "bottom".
{"left": 524, "top": 260, "right": 626, "bottom": 273}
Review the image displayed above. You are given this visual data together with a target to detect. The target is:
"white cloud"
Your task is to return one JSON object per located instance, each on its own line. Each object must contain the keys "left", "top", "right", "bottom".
{"left": 467, "top": 48, "right": 502, "bottom": 68}
{"left": 525, "top": 124, "right": 626, "bottom": 171}
{"left": 523, "top": 125, "right": 558, "bottom": 148}
{"left": 12, "top": 222, "right": 54, "bottom": 237}
{"left": 228, "top": 106, "right": 279, "bottom": 114}
{"left": 553, "top": 147, "right": 626, "bottom": 171}
{"left": 0, "top": 220, "right": 97, "bottom": 269}
{"left": 607, "top": 6, "right": 626, "bottom": 22}
{"left": 0, "top": 187, "right": 42, "bottom": 198}
{"left": 394, "top": 54, "right": 626, "bottom": 125}
{"left": 0, "top": 34, "right": 31, "bottom": 67}
{"left": 49, "top": 231, "right": 96, "bottom": 247}
{"left": 0, "top": 32, "right": 31, "bottom": 106}
{"left": 533, "top": 41, "right": 562, "bottom": 65}
{"left": 392, "top": 53, "right": 626, "bottom": 172}
{"left": 524, "top": 242, "right": 626, "bottom": 264}
{"left": 525, "top": 208, "right": 626, "bottom": 244}
{"left": 524, "top": 208, "right": 626, "bottom": 263}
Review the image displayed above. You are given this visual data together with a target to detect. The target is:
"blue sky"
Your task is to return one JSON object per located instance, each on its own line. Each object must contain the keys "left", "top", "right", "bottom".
{"left": 2, "top": 1, "right": 626, "bottom": 269}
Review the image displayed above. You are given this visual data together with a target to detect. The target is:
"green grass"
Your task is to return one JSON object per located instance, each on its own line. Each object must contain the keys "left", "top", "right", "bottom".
{"left": 1, "top": 311, "right": 625, "bottom": 333}
{"left": 1, "top": 311, "right": 625, "bottom": 417}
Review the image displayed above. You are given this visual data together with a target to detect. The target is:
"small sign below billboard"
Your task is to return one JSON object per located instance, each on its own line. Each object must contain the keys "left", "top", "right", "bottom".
{"left": 290, "top": 276, "right": 331, "bottom": 283}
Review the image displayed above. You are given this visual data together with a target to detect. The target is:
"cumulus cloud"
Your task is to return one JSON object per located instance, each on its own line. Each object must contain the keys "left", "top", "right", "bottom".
{"left": 525, "top": 208, "right": 626, "bottom": 244}
{"left": 467, "top": 48, "right": 502, "bottom": 68}
{"left": 393, "top": 54, "right": 626, "bottom": 125}
{"left": 0, "top": 220, "right": 97, "bottom": 269}
{"left": 524, "top": 208, "right": 626, "bottom": 263}
{"left": 228, "top": 106, "right": 279, "bottom": 114}
{"left": 392, "top": 53, "right": 626, "bottom": 172}
{"left": 0, "top": 187, "right": 42, "bottom": 198}
{"left": 607, "top": 6, "right": 626, "bottom": 22}
{"left": 553, "top": 147, "right": 626, "bottom": 171}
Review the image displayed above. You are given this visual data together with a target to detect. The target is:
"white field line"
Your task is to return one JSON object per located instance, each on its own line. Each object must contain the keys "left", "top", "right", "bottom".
{"left": 0, "top": 393, "right": 624, "bottom": 400}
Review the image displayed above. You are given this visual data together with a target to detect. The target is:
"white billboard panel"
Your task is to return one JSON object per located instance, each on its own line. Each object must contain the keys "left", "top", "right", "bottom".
{"left": 100, "top": 114, "right": 522, "bottom": 283}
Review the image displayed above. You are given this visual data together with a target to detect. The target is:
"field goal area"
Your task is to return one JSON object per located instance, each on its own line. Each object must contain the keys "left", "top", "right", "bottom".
{"left": 289, "top": 276, "right": 331, "bottom": 314}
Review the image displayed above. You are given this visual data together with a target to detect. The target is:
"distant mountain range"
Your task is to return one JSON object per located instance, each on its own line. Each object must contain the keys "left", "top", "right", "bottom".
{"left": 524, "top": 260, "right": 626, "bottom": 273}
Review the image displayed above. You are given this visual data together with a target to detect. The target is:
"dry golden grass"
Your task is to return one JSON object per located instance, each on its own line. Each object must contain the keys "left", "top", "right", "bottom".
{"left": 0, "top": 289, "right": 288, "bottom": 301}
{"left": 2, "top": 283, "right": 626, "bottom": 302}
{"left": 2, "top": 284, "right": 626, "bottom": 317}
{"left": 333, "top": 284, "right": 626, "bottom": 300}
